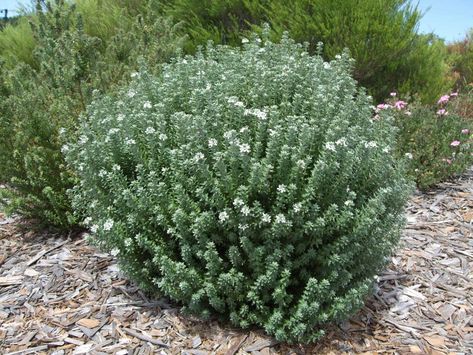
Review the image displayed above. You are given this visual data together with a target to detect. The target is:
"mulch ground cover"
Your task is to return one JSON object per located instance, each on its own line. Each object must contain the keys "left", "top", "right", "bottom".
{"left": 0, "top": 168, "right": 472, "bottom": 354}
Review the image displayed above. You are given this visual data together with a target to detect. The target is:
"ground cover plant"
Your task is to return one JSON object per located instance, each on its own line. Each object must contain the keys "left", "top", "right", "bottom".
{"left": 376, "top": 92, "right": 473, "bottom": 189}
{"left": 0, "top": 0, "right": 184, "bottom": 228}
{"left": 67, "top": 32, "right": 412, "bottom": 343}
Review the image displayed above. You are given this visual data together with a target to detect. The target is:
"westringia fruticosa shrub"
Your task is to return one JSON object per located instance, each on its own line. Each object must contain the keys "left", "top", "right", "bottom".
{"left": 0, "top": 0, "right": 183, "bottom": 228}
{"left": 67, "top": 33, "right": 412, "bottom": 343}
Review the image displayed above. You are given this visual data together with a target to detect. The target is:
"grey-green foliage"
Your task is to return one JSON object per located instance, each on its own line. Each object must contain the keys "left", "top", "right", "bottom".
{"left": 0, "top": 0, "right": 184, "bottom": 228}
{"left": 67, "top": 32, "right": 412, "bottom": 343}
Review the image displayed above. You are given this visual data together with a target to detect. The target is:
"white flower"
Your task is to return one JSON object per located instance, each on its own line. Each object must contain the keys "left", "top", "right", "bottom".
{"left": 219, "top": 211, "right": 229, "bottom": 222}
{"left": 405, "top": 152, "right": 413, "bottom": 160}
{"left": 239, "top": 143, "right": 251, "bottom": 154}
{"left": 261, "top": 213, "right": 271, "bottom": 223}
{"left": 382, "top": 147, "right": 391, "bottom": 154}
{"left": 61, "top": 145, "right": 69, "bottom": 154}
{"left": 143, "top": 101, "right": 152, "bottom": 109}
{"left": 124, "top": 238, "right": 132, "bottom": 248}
{"left": 233, "top": 198, "right": 244, "bottom": 207}
{"left": 325, "top": 142, "right": 336, "bottom": 152}
{"left": 145, "top": 127, "right": 156, "bottom": 135}
{"left": 242, "top": 38, "right": 249, "bottom": 44}
{"left": 277, "top": 184, "right": 287, "bottom": 193}
{"left": 238, "top": 224, "right": 248, "bottom": 231}
{"left": 83, "top": 217, "right": 92, "bottom": 226}
{"left": 365, "top": 141, "right": 378, "bottom": 148}
{"left": 59, "top": 128, "right": 66, "bottom": 135}
{"left": 79, "top": 135, "right": 88, "bottom": 145}
{"left": 109, "top": 128, "right": 120, "bottom": 135}
{"left": 344, "top": 200, "right": 354, "bottom": 207}
{"left": 159, "top": 133, "right": 168, "bottom": 141}
{"left": 275, "top": 214, "right": 287, "bottom": 224}
{"left": 335, "top": 54, "right": 342, "bottom": 59}
{"left": 130, "top": 72, "right": 139, "bottom": 78}
{"left": 98, "top": 169, "right": 107, "bottom": 177}
{"left": 323, "top": 62, "right": 331, "bottom": 69}
{"left": 244, "top": 108, "right": 267, "bottom": 120}
{"left": 223, "top": 131, "right": 234, "bottom": 140}
{"left": 110, "top": 248, "right": 120, "bottom": 256}
{"left": 103, "top": 219, "right": 114, "bottom": 231}
{"left": 125, "top": 138, "right": 136, "bottom": 145}
{"left": 208, "top": 138, "right": 218, "bottom": 147}
{"left": 241, "top": 206, "right": 251, "bottom": 216}
{"left": 112, "top": 164, "right": 121, "bottom": 171}
{"left": 193, "top": 152, "right": 205, "bottom": 162}
{"left": 335, "top": 137, "right": 347, "bottom": 147}
{"left": 296, "top": 160, "right": 306, "bottom": 169}
{"left": 117, "top": 114, "right": 125, "bottom": 122}
{"left": 127, "top": 90, "right": 136, "bottom": 98}
{"left": 293, "top": 202, "right": 302, "bottom": 213}
{"left": 240, "top": 126, "right": 249, "bottom": 133}
{"left": 90, "top": 225, "right": 99, "bottom": 233}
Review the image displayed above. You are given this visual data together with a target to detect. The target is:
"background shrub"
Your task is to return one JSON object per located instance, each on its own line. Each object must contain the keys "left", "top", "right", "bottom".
{"left": 0, "top": 0, "right": 184, "bottom": 228}
{"left": 161, "top": 0, "right": 451, "bottom": 102}
{"left": 377, "top": 93, "right": 473, "bottom": 189}
{"left": 448, "top": 29, "right": 473, "bottom": 89}
{"left": 67, "top": 33, "right": 412, "bottom": 343}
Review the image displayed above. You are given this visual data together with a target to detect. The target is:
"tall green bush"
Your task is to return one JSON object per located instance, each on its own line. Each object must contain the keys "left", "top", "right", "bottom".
{"left": 161, "top": 0, "right": 451, "bottom": 102}
{"left": 0, "top": 0, "right": 183, "bottom": 228}
{"left": 448, "top": 29, "right": 473, "bottom": 88}
{"left": 67, "top": 33, "right": 412, "bottom": 343}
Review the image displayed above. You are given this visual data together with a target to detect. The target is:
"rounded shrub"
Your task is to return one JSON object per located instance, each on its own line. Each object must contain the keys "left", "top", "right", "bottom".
{"left": 67, "top": 32, "right": 412, "bottom": 343}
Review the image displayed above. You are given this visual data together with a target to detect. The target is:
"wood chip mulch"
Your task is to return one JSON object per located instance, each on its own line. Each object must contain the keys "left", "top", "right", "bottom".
{"left": 0, "top": 168, "right": 472, "bottom": 354}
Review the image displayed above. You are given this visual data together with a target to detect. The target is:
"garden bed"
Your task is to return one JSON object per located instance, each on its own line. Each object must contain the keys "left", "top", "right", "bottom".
{"left": 0, "top": 168, "right": 472, "bottom": 354}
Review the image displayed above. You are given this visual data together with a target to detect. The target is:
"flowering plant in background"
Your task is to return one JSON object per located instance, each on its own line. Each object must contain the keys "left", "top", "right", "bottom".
{"left": 377, "top": 91, "right": 473, "bottom": 189}
{"left": 67, "top": 31, "right": 411, "bottom": 343}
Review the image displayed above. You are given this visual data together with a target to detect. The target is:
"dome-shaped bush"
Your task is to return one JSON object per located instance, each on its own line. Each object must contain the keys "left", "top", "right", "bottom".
{"left": 67, "top": 32, "right": 412, "bottom": 343}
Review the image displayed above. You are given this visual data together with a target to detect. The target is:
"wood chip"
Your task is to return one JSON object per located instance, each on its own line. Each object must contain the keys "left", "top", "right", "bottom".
{"left": 76, "top": 318, "right": 100, "bottom": 329}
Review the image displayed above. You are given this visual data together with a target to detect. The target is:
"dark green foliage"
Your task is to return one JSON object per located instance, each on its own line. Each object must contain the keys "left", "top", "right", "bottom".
{"left": 161, "top": 0, "right": 451, "bottom": 102}
{"left": 448, "top": 29, "right": 473, "bottom": 89}
{"left": 0, "top": 0, "right": 183, "bottom": 228}
{"left": 68, "top": 34, "right": 412, "bottom": 343}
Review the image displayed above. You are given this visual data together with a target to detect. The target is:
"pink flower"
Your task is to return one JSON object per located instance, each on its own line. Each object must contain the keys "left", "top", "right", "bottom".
{"left": 390, "top": 92, "right": 397, "bottom": 97}
{"left": 377, "top": 103, "right": 392, "bottom": 110}
{"left": 437, "top": 95, "right": 450, "bottom": 105}
{"left": 450, "top": 140, "right": 461, "bottom": 147}
{"left": 450, "top": 92, "right": 458, "bottom": 97}
{"left": 442, "top": 158, "right": 452, "bottom": 165}
{"left": 394, "top": 100, "right": 407, "bottom": 110}
{"left": 437, "top": 109, "right": 447, "bottom": 116}
{"left": 461, "top": 129, "right": 470, "bottom": 134}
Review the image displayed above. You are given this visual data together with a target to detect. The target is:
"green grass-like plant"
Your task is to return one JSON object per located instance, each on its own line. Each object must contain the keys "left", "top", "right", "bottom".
{"left": 67, "top": 32, "right": 412, "bottom": 343}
